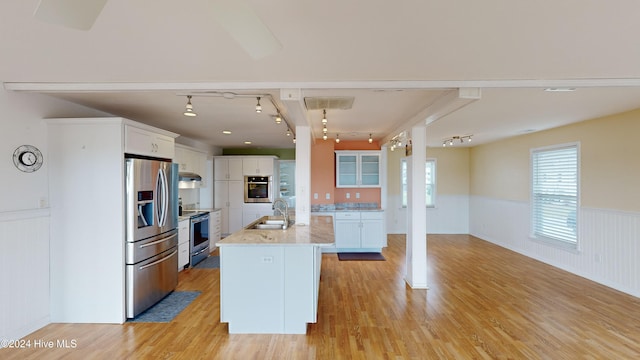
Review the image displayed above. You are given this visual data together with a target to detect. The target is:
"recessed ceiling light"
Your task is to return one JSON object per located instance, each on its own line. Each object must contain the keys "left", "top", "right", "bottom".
{"left": 244, "top": 141, "right": 252, "bottom": 145}
{"left": 544, "top": 87, "right": 576, "bottom": 92}
{"left": 222, "top": 130, "right": 232, "bottom": 135}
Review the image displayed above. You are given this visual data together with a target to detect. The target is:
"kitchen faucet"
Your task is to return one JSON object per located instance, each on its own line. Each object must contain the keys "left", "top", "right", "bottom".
{"left": 272, "top": 198, "right": 289, "bottom": 230}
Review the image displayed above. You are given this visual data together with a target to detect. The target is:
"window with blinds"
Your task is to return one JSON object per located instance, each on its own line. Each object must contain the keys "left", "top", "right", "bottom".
{"left": 531, "top": 143, "right": 579, "bottom": 248}
{"left": 401, "top": 159, "right": 436, "bottom": 208}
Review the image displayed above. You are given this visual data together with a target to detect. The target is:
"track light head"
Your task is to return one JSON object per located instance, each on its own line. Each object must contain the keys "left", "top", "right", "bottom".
{"left": 255, "top": 97, "right": 262, "bottom": 113}
{"left": 184, "top": 95, "right": 197, "bottom": 117}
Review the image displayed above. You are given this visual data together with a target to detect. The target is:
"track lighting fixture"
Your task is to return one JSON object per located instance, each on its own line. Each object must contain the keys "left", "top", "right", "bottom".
{"left": 293, "top": 137, "right": 296, "bottom": 144}
{"left": 390, "top": 138, "right": 403, "bottom": 151}
{"left": 183, "top": 95, "right": 197, "bottom": 117}
{"left": 255, "top": 97, "right": 262, "bottom": 113}
{"left": 322, "top": 125, "right": 327, "bottom": 134}
{"left": 442, "top": 135, "right": 472, "bottom": 147}
{"left": 368, "top": 133, "right": 373, "bottom": 144}
{"left": 286, "top": 128, "right": 291, "bottom": 136}
{"left": 323, "top": 134, "right": 328, "bottom": 141}
{"left": 335, "top": 134, "right": 340, "bottom": 143}
{"left": 322, "top": 109, "right": 327, "bottom": 124}
{"left": 275, "top": 112, "right": 282, "bottom": 124}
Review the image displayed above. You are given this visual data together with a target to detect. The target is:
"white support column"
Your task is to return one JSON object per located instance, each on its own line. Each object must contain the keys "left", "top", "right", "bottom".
{"left": 294, "top": 125, "right": 311, "bottom": 225}
{"left": 405, "top": 124, "right": 428, "bottom": 289}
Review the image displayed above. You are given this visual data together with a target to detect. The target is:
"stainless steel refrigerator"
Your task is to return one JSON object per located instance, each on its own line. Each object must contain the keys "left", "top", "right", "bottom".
{"left": 124, "top": 157, "right": 179, "bottom": 318}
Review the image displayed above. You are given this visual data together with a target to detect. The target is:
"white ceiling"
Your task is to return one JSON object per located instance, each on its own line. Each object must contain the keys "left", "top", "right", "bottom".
{"left": 3, "top": 1, "right": 640, "bottom": 149}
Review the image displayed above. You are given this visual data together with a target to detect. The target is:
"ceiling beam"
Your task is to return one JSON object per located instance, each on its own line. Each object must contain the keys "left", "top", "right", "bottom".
{"left": 279, "top": 88, "right": 315, "bottom": 140}
{"left": 381, "top": 88, "right": 481, "bottom": 145}
{"left": 7, "top": 78, "right": 640, "bottom": 93}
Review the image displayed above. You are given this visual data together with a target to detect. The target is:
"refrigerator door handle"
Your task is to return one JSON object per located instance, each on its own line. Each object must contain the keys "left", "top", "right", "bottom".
{"left": 156, "top": 167, "right": 169, "bottom": 227}
{"left": 139, "top": 233, "right": 178, "bottom": 248}
{"left": 139, "top": 249, "right": 177, "bottom": 270}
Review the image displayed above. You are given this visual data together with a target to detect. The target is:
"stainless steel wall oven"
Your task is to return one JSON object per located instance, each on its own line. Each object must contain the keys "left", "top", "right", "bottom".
{"left": 244, "top": 175, "right": 273, "bottom": 203}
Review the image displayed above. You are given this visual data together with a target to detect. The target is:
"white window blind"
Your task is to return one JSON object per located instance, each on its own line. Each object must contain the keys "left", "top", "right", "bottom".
{"left": 531, "top": 144, "right": 578, "bottom": 247}
{"left": 401, "top": 159, "right": 435, "bottom": 208}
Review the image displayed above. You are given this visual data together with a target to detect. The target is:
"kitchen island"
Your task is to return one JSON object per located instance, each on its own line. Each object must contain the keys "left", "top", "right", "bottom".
{"left": 216, "top": 215, "right": 334, "bottom": 334}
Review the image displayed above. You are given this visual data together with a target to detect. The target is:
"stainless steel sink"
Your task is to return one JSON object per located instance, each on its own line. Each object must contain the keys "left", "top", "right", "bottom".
{"left": 247, "top": 216, "right": 292, "bottom": 230}
{"left": 253, "top": 223, "right": 285, "bottom": 230}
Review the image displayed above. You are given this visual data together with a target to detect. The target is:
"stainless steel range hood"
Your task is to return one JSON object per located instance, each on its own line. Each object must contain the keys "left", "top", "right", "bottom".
{"left": 178, "top": 172, "right": 202, "bottom": 189}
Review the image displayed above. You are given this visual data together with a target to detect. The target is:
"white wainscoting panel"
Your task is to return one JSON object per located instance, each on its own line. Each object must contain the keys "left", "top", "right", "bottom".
{"left": 387, "top": 194, "right": 469, "bottom": 234}
{"left": 469, "top": 196, "right": 640, "bottom": 298}
{"left": 0, "top": 210, "right": 50, "bottom": 340}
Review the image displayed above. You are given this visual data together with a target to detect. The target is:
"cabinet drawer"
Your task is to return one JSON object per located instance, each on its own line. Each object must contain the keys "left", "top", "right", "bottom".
{"left": 335, "top": 212, "right": 360, "bottom": 220}
{"left": 360, "top": 211, "right": 384, "bottom": 220}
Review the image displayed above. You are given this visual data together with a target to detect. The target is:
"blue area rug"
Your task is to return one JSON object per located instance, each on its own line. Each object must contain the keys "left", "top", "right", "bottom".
{"left": 128, "top": 291, "right": 201, "bottom": 323}
{"left": 194, "top": 255, "right": 220, "bottom": 269}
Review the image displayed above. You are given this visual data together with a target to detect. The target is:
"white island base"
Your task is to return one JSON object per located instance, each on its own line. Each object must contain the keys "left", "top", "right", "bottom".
{"left": 217, "top": 215, "right": 334, "bottom": 334}
{"left": 220, "top": 245, "right": 322, "bottom": 334}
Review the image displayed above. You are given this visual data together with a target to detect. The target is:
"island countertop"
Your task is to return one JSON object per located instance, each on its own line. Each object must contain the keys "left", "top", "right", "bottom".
{"left": 216, "top": 215, "right": 334, "bottom": 247}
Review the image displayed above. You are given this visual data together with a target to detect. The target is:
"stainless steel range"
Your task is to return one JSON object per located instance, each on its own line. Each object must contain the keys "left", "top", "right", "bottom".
{"left": 183, "top": 210, "right": 211, "bottom": 266}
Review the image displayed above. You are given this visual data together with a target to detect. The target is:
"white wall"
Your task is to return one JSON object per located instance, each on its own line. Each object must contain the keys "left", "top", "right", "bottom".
{"left": 0, "top": 89, "right": 110, "bottom": 340}
{"left": 387, "top": 194, "right": 469, "bottom": 234}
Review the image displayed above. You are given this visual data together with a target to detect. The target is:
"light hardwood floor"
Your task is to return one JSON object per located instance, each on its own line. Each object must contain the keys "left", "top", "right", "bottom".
{"left": 3, "top": 234, "right": 640, "bottom": 359}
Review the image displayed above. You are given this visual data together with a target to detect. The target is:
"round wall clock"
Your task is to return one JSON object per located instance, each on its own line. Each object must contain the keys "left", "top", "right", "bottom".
{"left": 13, "top": 145, "right": 44, "bottom": 173}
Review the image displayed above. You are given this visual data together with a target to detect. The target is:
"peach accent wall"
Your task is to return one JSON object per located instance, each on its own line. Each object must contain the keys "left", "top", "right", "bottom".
{"left": 311, "top": 139, "right": 381, "bottom": 205}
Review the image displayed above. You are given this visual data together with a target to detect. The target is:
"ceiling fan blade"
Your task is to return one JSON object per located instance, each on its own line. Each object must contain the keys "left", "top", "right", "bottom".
{"left": 211, "top": 0, "right": 283, "bottom": 59}
{"left": 34, "top": 0, "right": 108, "bottom": 31}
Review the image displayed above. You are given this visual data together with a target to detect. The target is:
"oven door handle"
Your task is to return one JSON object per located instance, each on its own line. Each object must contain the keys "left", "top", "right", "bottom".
{"left": 193, "top": 247, "right": 208, "bottom": 256}
{"left": 139, "top": 249, "right": 177, "bottom": 270}
{"left": 191, "top": 215, "right": 210, "bottom": 224}
{"left": 140, "top": 233, "right": 177, "bottom": 248}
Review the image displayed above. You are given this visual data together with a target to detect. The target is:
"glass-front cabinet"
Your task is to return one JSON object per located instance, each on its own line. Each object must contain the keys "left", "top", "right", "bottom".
{"left": 335, "top": 151, "right": 381, "bottom": 188}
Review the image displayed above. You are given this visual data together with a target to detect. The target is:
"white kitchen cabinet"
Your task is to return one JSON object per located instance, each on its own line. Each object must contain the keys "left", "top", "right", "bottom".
{"left": 46, "top": 117, "right": 178, "bottom": 324}
{"left": 335, "top": 151, "right": 381, "bottom": 188}
{"left": 125, "top": 124, "right": 175, "bottom": 159}
{"left": 335, "top": 211, "right": 360, "bottom": 249}
{"left": 242, "top": 156, "right": 276, "bottom": 176}
{"left": 176, "top": 145, "right": 208, "bottom": 184}
{"left": 214, "top": 157, "right": 244, "bottom": 181}
{"left": 178, "top": 219, "right": 190, "bottom": 271}
{"left": 210, "top": 209, "right": 222, "bottom": 249}
{"left": 360, "top": 212, "right": 386, "bottom": 248}
{"left": 214, "top": 180, "right": 244, "bottom": 235}
{"left": 334, "top": 211, "right": 385, "bottom": 251}
{"left": 219, "top": 244, "right": 322, "bottom": 334}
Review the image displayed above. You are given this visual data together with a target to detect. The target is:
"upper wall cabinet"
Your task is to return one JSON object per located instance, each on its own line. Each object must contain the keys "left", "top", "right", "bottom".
{"left": 242, "top": 156, "right": 276, "bottom": 176}
{"left": 175, "top": 145, "right": 208, "bottom": 180}
{"left": 125, "top": 125, "right": 175, "bottom": 159}
{"left": 214, "top": 157, "right": 244, "bottom": 181}
{"left": 335, "top": 151, "right": 381, "bottom": 188}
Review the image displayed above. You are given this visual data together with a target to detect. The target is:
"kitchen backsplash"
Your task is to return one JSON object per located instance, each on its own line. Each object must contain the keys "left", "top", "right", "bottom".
{"left": 178, "top": 188, "right": 199, "bottom": 209}
{"left": 311, "top": 202, "right": 380, "bottom": 212}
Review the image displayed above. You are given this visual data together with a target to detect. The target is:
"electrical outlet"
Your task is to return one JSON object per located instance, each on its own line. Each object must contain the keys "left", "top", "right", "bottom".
{"left": 346, "top": 193, "right": 350, "bottom": 199}
{"left": 262, "top": 256, "right": 274, "bottom": 263}
{"left": 325, "top": 193, "right": 330, "bottom": 199}
{"left": 356, "top": 192, "right": 360, "bottom": 199}
{"left": 314, "top": 193, "right": 318, "bottom": 199}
